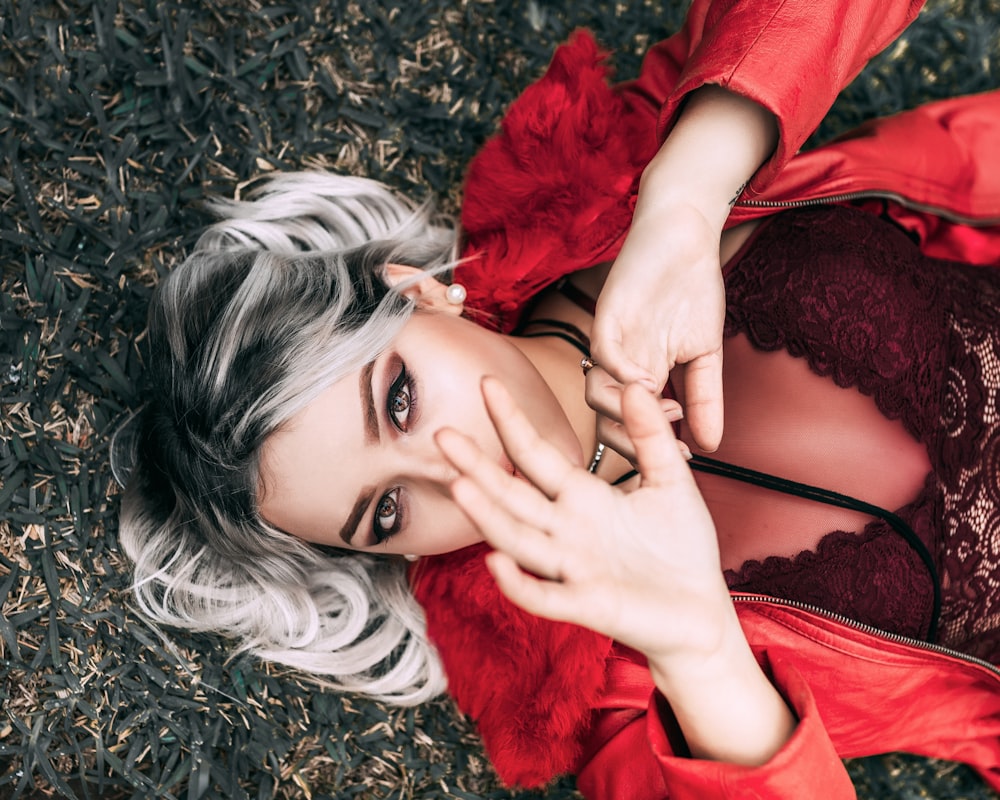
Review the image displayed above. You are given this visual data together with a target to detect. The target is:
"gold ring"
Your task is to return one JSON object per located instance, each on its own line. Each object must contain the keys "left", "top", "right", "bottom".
{"left": 580, "top": 356, "right": 596, "bottom": 375}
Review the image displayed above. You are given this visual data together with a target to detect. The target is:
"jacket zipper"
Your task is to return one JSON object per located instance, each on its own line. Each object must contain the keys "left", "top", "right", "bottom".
{"left": 732, "top": 593, "right": 1000, "bottom": 677}
{"left": 738, "top": 190, "right": 1000, "bottom": 226}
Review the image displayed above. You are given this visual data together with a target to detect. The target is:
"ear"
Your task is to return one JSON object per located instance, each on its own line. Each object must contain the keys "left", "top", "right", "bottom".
{"left": 383, "top": 263, "right": 463, "bottom": 316}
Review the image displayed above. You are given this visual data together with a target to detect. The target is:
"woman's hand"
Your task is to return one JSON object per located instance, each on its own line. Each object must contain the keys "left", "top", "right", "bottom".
{"left": 588, "top": 87, "right": 778, "bottom": 454}
{"left": 436, "top": 378, "right": 797, "bottom": 766}
{"left": 589, "top": 204, "right": 726, "bottom": 457}
{"left": 436, "top": 378, "right": 733, "bottom": 665}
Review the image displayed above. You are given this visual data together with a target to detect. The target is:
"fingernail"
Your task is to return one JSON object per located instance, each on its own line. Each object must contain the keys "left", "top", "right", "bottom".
{"left": 678, "top": 442, "right": 693, "bottom": 461}
{"left": 664, "top": 404, "right": 684, "bottom": 422}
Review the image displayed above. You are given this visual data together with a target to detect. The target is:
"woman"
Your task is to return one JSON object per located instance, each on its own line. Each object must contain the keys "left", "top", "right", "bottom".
{"left": 119, "top": 0, "right": 1000, "bottom": 796}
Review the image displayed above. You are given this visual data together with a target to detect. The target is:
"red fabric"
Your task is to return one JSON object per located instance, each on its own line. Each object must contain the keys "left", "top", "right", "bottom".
{"left": 418, "top": 2, "right": 1000, "bottom": 797}
{"left": 410, "top": 545, "right": 612, "bottom": 786}
{"left": 620, "top": 0, "right": 926, "bottom": 193}
{"left": 726, "top": 92, "right": 1000, "bottom": 261}
{"left": 717, "top": 205, "right": 940, "bottom": 641}
{"left": 459, "top": 25, "right": 1000, "bottom": 335}
{"left": 459, "top": 32, "right": 649, "bottom": 333}
{"left": 578, "top": 604, "right": 1000, "bottom": 800}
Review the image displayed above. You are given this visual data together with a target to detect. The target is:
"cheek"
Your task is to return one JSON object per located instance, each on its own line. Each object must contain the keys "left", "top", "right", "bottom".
{"left": 492, "top": 343, "right": 581, "bottom": 457}
{"left": 411, "top": 495, "right": 484, "bottom": 555}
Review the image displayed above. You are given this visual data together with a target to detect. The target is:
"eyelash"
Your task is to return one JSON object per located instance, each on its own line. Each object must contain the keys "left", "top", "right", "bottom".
{"left": 387, "top": 362, "right": 416, "bottom": 432}
{"left": 374, "top": 489, "right": 401, "bottom": 543}
{"left": 374, "top": 361, "right": 417, "bottom": 542}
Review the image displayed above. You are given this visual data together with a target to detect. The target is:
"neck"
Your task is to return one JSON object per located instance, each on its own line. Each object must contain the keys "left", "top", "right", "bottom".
{"left": 504, "top": 276, "right": 633, "bottom": 481}
{"left": 508, "top": 332, "right": 600, "bottom": 464}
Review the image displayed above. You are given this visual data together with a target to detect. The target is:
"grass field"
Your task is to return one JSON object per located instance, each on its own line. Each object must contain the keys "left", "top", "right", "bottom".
{"left": 2, "top": 0, "right": 999, "bottom": 797}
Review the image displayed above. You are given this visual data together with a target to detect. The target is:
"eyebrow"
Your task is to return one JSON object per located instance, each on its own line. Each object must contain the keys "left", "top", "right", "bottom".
{"left": 340, "top": 486, "right": 375, "bottom": 545}
{"left": 361, "top": 360, "right": 379, "bottom": 445}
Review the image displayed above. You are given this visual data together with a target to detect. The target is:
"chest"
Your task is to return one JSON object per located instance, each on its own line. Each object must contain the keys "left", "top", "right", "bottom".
{"left": 688, "top": 206, "right": 948, "bottom": 571}
{"left": 679, "top": 333, "right": 932, "bottom": 571}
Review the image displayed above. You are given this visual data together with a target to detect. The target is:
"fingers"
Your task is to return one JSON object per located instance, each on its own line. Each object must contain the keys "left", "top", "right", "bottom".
{"left": 587, "top": 367, "right": 682, "bottom": 425}
{"left": 484, "top": 551, "right": 579, "bottom": 623}
{"left": 449, "top": 475, "right": 564, "bottom": 580}
{"left": 588, "top": 368, "right": 683, "bottom": 465}
{"left": 583, "top": 365, "right": 622, "bottom": 420}
{"left": 596, "top": 407, "right": 690, "bottom": 467}
{"left": 677, "top": 351, "right": 724, "bottom": 452}
{"left": 435, "top": 426, "right": 555, "bottom": 528}
{"left": 620, "top": 383, "right": 695, "bottom": 488}
{"left": 596, "top": 415, "right": 637, "bottom": 464}
{"left": 479, "top": 377, "right": 579, "bottom": 498}
{"left": 437, "top": 426, "right": 570, "bottom": 579}
{"left": 589, "top": 315, "right": 659, "bottom": 391}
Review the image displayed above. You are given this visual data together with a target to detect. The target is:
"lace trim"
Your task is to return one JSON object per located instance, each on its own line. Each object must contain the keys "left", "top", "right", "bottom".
{"left": 723, "top": 205, "right": 1000, "bottom": 661}
{"left": 693, "top": 455, "right": 940, "bottom": 640}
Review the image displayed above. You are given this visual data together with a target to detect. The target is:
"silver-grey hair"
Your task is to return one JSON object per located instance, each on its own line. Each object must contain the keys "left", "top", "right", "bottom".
{"left": 119, "top": 173, "right": 457, "bottom": 703}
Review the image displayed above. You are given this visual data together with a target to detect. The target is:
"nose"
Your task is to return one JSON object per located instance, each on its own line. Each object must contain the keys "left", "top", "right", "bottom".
{"left": 394, "top": 431, "right": 459, "bottom": 492}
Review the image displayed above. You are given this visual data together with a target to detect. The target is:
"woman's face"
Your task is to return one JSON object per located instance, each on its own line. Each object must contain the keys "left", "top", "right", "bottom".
{"left": 258, "top": 310, "right": 584, "bottom": 556}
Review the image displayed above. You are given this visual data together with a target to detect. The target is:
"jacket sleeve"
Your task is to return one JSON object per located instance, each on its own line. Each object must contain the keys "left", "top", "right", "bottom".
{"left": 575, "top": 651, "right": 855, "bottom": 800}
{"left": 616, "top": 0, "right": 925, "bottom": 195}
{"left": 729, "top": 90, "right": 1000, "bottom": 264}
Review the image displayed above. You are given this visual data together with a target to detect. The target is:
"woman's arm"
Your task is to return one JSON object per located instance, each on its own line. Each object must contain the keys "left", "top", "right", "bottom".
{"left": 576, "top": 651, "right": 856, "bottom": 800}
{"left": 646, "top": 610, "right": 795, "bottom": 766}
{"left": 436, "top": 379, "right": 795, "bottom": 767}
{"left": 589, "top": 0, "right": 926, "bottom": 454}
{"left": 622, "top": 0, "right": 927, "bottom": 192}
{"left": 590, "top": 88, "right": 777, "bottom": 454}
{"left": 641, "top": 87, "right": 778, "bottom": 226}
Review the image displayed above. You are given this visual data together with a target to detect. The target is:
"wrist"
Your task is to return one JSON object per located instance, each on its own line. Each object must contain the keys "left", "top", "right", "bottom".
{"left": 637, "top": 159, "right": 732, "bottom": 231}
{"left": 645, "top": 596, "right": 747, "bottom": 688}
{"left": 621, "top": 203, "right": 721, "bottom": 278}
{"left": 637, "top": 86, "right": 778, "bottom": 226}
{"left": 645, "top": 600, "right": 797, "bottom": 766}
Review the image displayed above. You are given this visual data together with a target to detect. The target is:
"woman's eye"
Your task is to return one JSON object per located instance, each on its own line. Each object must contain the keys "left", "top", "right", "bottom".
{"left": 374, "top": 489, "right": 400, "bottom": 540}
{"left": 387, "top": 364, "right": 413, "bottom": 431}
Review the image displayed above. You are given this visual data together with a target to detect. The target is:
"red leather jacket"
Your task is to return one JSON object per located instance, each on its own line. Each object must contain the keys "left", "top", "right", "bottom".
{"left": 413, "top": 1, "right": 1000, "bottom": 797}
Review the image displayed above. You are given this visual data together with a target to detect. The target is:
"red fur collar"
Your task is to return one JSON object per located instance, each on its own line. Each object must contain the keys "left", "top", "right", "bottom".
{"left": 458, "top": 31, "right": 655, "bottom": 333}
{"left": 411, "top": 545, "right": 612, "bottom": 788}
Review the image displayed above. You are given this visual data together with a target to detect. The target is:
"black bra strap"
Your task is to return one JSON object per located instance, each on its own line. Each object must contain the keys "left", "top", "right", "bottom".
{"left": 689, "top": 455, "right": 940, "bottom": 641}
{"left": 612, "top": 455, "right": 941, "bottom": 641}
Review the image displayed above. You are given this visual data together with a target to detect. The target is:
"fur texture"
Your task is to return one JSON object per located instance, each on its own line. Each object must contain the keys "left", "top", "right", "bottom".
{"left": 412, "top": 32, "right": 652, "bottom": 787}
{"left": 411, "top": 545, "right": 612, "bottom": 787}
{"left": 458, "top": 32, "right": 656, "bottom": 333}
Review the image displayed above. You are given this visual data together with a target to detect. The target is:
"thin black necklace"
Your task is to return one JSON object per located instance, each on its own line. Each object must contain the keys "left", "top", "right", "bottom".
{"left": 519, "top": 317, "right": 591, "bottom": 357}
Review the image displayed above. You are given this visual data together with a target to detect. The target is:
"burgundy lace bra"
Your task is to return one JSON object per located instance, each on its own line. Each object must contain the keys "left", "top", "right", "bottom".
{"left": 718, "top": 205, "right": 1000, "bottom": 662}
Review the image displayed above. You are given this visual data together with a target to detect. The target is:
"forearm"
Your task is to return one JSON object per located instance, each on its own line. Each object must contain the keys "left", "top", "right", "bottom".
{"left": 638, "top": 0, "right": 924, "bottom": 193}
{"left": 647, "top": 602, "right": 797, "bottom": 766}
{"left": 636, "top": 86, "right": 778, "bottom": 230}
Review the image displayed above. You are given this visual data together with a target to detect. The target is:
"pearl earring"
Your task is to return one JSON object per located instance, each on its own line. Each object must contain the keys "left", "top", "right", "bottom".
{"left": 404, "top": 553, "right": 419, "bottom": 562}
{"left": 445, "top": 283, "right": 467, "bottom": 305}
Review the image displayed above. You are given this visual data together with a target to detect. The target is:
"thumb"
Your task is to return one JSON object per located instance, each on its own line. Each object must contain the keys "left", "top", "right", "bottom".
{"left": 590, "top": 327, "right": 658, "bottom": 390}
{"left": 680, "top": 351, "right": 724, "bottom": 452}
